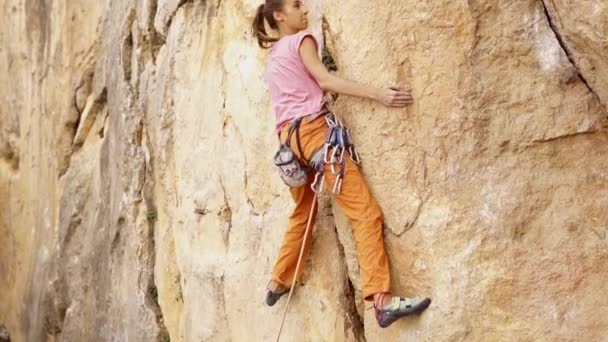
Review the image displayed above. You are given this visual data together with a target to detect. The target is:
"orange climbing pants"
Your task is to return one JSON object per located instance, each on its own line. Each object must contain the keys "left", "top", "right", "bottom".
{"left": 270, "top": 113, "right": 391, "bottom": 301}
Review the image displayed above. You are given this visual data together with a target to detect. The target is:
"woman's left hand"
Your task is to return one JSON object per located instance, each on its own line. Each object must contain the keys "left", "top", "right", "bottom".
{"left": 376, "top": 86, "right": 413, "bottom": 107}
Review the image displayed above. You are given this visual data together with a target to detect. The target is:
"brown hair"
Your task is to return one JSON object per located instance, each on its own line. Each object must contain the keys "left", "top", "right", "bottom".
{"left": 251, "top": 1, "right": 284, "bottom": 49}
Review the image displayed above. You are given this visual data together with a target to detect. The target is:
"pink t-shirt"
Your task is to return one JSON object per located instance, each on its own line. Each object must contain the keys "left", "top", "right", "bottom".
{"left": 265, "top": 31, "right": 325, "bottom": 133}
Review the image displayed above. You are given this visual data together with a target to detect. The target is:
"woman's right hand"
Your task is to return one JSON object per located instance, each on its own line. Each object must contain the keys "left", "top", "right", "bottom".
{"left": 375, "top": 86, "right": 413, "bottom": 107}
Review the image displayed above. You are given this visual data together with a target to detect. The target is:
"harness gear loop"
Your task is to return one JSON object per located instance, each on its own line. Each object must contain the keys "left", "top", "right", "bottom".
{"left": 285, "top": 118, "right": 309, "bottom": 167}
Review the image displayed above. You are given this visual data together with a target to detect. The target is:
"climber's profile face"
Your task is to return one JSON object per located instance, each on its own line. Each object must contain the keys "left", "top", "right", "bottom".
{"left": 274, "top": 0, "right": 309, "bottom": 32}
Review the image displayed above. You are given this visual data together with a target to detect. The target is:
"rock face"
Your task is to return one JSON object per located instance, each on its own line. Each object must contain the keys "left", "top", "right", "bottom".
{"left": 1, "top": 0, "right": 607, "bottom": 341}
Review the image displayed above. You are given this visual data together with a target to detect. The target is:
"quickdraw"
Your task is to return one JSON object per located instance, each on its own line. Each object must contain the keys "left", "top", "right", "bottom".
{"left": 310, "top": 112, "right": 360, "bottom": 195}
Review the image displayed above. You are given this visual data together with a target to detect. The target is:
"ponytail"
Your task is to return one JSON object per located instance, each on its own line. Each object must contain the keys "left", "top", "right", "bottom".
{"left": 251, "top": 2, "right": 282, "bottom": 49}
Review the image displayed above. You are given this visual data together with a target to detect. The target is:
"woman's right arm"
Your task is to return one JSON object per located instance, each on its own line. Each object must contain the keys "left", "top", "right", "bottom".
{"left": 299, "top": 37, "right": 413, "bottom": 107}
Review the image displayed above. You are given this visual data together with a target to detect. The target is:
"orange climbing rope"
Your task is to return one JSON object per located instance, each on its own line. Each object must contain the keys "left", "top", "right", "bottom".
{"left": 275, "top": 191, "right": 318, "bottom": 342}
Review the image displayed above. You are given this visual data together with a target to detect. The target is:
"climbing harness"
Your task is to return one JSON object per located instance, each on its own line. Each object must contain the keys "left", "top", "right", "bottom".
{"left": 273, "top": 118, "right": 310, "bottom": 188}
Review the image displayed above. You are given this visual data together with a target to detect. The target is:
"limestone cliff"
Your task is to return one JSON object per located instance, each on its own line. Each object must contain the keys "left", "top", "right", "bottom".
{"left": 1, "top": 0, "right": 607, "bottom": 341}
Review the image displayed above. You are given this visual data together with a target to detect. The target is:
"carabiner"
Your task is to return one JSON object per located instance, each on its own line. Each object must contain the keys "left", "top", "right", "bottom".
{"left": 333, "top": 114, "right": 343, "bottom": 128}
{"left": 332, "top": 175, "right": 343, "bottom": 194}
{"left": 323, "top": 143, "right": 333, "bottom": 164}
{"left": 325, "top": 114, "right": 337, "bottom": 127}
{"left": 324, "top": 126, "right": 335, "bottom": 144}
{"left": 336, "top": 144, "right": 345, "bottom": 163}
{"left": 330, "top": 160, "right": 340, "bottom": 175}
{"left": 311, "top": 171, "right": 325, "bottom": 193}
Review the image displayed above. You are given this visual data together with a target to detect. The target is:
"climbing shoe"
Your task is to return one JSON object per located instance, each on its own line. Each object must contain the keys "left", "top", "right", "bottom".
{"left": 374, "top": 293, "right": 431, "bottom": 328}
{"left": 265, "top": 288, "right": 289, "bottom": 306}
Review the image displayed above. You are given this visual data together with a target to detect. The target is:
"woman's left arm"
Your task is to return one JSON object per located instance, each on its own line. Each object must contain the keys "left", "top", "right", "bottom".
{"left": 299, "top": 36, "right": 412, "bottom": 107}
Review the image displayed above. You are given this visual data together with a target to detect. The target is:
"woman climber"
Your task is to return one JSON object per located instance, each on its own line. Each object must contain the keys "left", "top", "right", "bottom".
{"left": 252, "top": 0, "right": 431, "bottom": 328}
